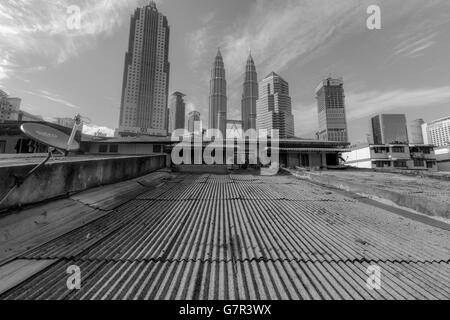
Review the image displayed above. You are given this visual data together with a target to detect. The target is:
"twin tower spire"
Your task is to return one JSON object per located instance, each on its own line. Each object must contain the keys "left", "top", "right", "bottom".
{"left": 209, "top": 49, "right": 258, "bottom": 134}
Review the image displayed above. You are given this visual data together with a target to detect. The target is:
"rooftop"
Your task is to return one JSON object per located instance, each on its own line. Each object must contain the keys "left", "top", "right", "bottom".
{"left": 0, "top": 170, "right": 448, "bottom": 299}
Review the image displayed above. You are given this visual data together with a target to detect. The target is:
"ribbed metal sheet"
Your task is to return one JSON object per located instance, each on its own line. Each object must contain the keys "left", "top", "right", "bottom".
{"left": 20, "top": 198, "right": 449, "bottom": 263}
{"left": 2, "top": 260, "right": 448, "bottom": 300}
{"left": 71, "top": 181, "right": 147, "bottom": 211}
{"left": 3, "top": 173, "right": 450, "bottom": 300}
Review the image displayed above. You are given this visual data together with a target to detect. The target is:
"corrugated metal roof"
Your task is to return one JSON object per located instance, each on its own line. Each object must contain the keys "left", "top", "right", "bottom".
{"left": 2, "top": 260, "right": 448, "bottom": 300}
{"left": 1, "top": 173, "right": 449, "bottom": 300}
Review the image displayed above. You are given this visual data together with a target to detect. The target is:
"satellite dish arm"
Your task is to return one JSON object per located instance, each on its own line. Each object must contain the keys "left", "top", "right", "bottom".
{"left": 0, "top": 150, "right": 52, "bottom": 208}
{"left": 67, "top": 114, "right": 82, "bottom": 151}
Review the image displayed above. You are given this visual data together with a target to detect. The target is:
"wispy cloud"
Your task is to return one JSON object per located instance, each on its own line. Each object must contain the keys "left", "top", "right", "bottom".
{"left": 25, "top": 89, "right": 81, "bottom": 109}
{"left": 386, "top": 3, "right": 450, "bottom": 62}
{"left": 346, "top": 86, "right": 450, "bottom": 120}
{"left": 0, "top": 0, "right": 143, "bottom": 78}
{"left": 200, "top": 11, "right": 216, "bottom": 25}
{"left": 391, "top": 32, "right": 437, "bottom": 59}
{"left": 188, "top": 0, "right": 382, "bottom": 84}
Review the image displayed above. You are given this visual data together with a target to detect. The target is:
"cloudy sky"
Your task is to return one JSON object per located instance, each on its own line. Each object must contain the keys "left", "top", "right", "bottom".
{"left": 1, "top": 0, "right": 449, "bottom": 142}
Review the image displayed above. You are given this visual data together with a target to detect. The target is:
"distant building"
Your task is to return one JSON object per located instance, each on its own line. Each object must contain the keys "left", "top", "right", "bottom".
{"left": 408, "top": 119, "right": 425, "bottom": 144}
{"left": 316, "top": 77, "right": 348, "bottom": 143}
{"left": 343, "top": 143, "right": 437, "bottom": 171}
{"left": 168, "top": 92, "right": 186, "bottom": 132}
{"left": 256, "top": 72, "right": 295, "bottom": 138}
{"left": 241, "top": 53, "right": 258, "bottom": 132}
{"left": 0, "top": 90, "right": 21, "bottom": 122}
{"left": 371, "top": 114, "right": 409, "bottom": 145}
{"left": 209, "top": 49, "right": 227, "bottom": 135}
{"left": 434, "top": 146, "right": 450, "bottom": 172}
{"left": 188, "top": 111, "right": 201, "bottom": 133}
{"left": 82, "top": 136, "right": 170, "bottom": 156}
{"left": 54, "top": 117, "right": 83, "bottom": 132}
{"left": 226, "top": 120, "right": 244, "bottom": 138}
{"left": 118, "top": 1, "right": 170, "bottom": 137}
{"left": 422, "top": 116, "right": 450, "bottom": 147}
{"left": 167, "top": 108, "right": 175, "bottom": 135}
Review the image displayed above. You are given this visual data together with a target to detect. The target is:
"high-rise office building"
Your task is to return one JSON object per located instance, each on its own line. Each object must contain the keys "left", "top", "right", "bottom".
{"left": 241, "top": 53, "right": 258, "bottom": 132}
{"left": 54, "top": 117, "right": 84, "bottom": 133}
{"left": 168, "top": 92, "right": 186, "bottom": 132}
{"left": 166, "top": 107, "right": 174, "bottom": 135}
{"left": 316, "top": 77, "right": 348, "bottom": 142}
{"left": 256, "top": 72, "right": 295, "bottom": 138}
{"left": 422, "top": 116, "right": 450, "bottom": 147}
{"left": 118, "top": 1, "right": 170, "bottom": 137}
{"left": 371, "top": 114, "right": 409, "bottom": 145}
{"left": 188, "top": 111, "right": 201, "bottom": 133}
{"left": 209, "top": 49, "right": 227, "bottom": 135}
{"left": 408, "top": 119, "right": 425, "bottom": 144}
{"left": 0, "top": 90, "right": 21, "bottom": 122}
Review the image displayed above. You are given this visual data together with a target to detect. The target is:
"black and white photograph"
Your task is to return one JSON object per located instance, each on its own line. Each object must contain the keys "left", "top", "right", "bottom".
{"left": 0, "top": 0, "right": 449, "bottom": 310}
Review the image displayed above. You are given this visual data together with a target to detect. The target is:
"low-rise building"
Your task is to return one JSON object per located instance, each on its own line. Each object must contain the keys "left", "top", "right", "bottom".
{"left": 434, "top": 146, "right": 450, "bottom": 172}
{"left": 0, "top": 120, "right": 81, "bottom": 154}
{"left": 0, "top": 90, "right": 22, "bottom": 122}
{"left": 81, "top": 136, "right": 170, "bottom": 155}
{"left": 343, "top": 143, "right": 437, "bottom": 171}
{"left": 422, "top": 116, "right": 450, "bottom": 147}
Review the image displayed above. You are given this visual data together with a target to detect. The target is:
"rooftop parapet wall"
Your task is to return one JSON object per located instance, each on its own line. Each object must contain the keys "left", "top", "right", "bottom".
{"left": 0, "top": 154, "right": 167, "bottom": 211}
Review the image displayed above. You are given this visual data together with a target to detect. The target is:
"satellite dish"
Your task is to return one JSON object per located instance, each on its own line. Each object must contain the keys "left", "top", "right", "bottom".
{"left": 1, "top": 120, "right": 83, "bottom": 209}
{"left": 20, "top": 123, "right": 80, "bottom": 151}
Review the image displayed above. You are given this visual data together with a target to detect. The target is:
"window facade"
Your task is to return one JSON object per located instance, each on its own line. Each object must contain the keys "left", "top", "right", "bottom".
{"left": 393, "top": 160, "right": 407, "bottom": 168}
{"left": 99, "top": 145, "right": 108, "bottom": 153}
{"left": 391, "top": 146, "right": 405, "bottom": 153}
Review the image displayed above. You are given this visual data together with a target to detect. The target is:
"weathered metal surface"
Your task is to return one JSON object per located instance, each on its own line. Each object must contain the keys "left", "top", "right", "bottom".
{"left": 1, "top": 173, "right": 449, "bottom": 300}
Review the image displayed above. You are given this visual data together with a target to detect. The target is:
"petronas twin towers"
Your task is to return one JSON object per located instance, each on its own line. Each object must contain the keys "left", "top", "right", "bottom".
{"left": 209, "top": 50, "right": 228, "bottom": 134}
{"left": 241, "top": 53, "right": 259, "bottom": 132}
{"left": 209, "top": 49, "right": 258, "bottom": 134}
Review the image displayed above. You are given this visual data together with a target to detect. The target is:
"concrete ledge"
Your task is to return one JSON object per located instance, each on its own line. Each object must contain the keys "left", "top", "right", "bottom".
{"left": 289, "top": 169, "right": 450, "bottom": 219}
{"left": 0, "top": 154, "right": 167, "bottom": 211}
{"left": 348, "top": 167, "right": 450, "bottom": 181}
{"left": 0, "top": 170, "right": 171, "bottom": 265}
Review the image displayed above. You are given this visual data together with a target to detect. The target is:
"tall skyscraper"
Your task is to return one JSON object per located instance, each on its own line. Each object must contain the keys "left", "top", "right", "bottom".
{"left": 118, "top": 1, "right": 170, "bottom": 137}
{"left": 371, "top": 114, "right": 409, "bottom": 145}
{"left": 316, "top": 77, "right": 348, "bottom": 142}
{"left": 408, "top": 119, "right": 425, "bottom": 144}
{"left": 188, "top": 111, "right": 201, "bottom": 133}
{"left": 241, "top": 53, "right": 258, "bottom": 132}
{"left": 166, "top": 107, "right": 174, "bottom": 135}
{"left": 422, "top": 116, "right": 450, "bottom": 147}
{"left": 168, "top": 92, "right": 186, "bottom": 132}
{"left": 209, "top": 49, "right": 227, "bottom": 135}
{"left": 256, "top": 72, "right": 295, "bottom": 138}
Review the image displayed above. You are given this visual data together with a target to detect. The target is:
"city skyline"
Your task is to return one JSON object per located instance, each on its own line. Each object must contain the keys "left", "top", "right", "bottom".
{"left": 1, "top": 0, "right": 450, "bottom": 142}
